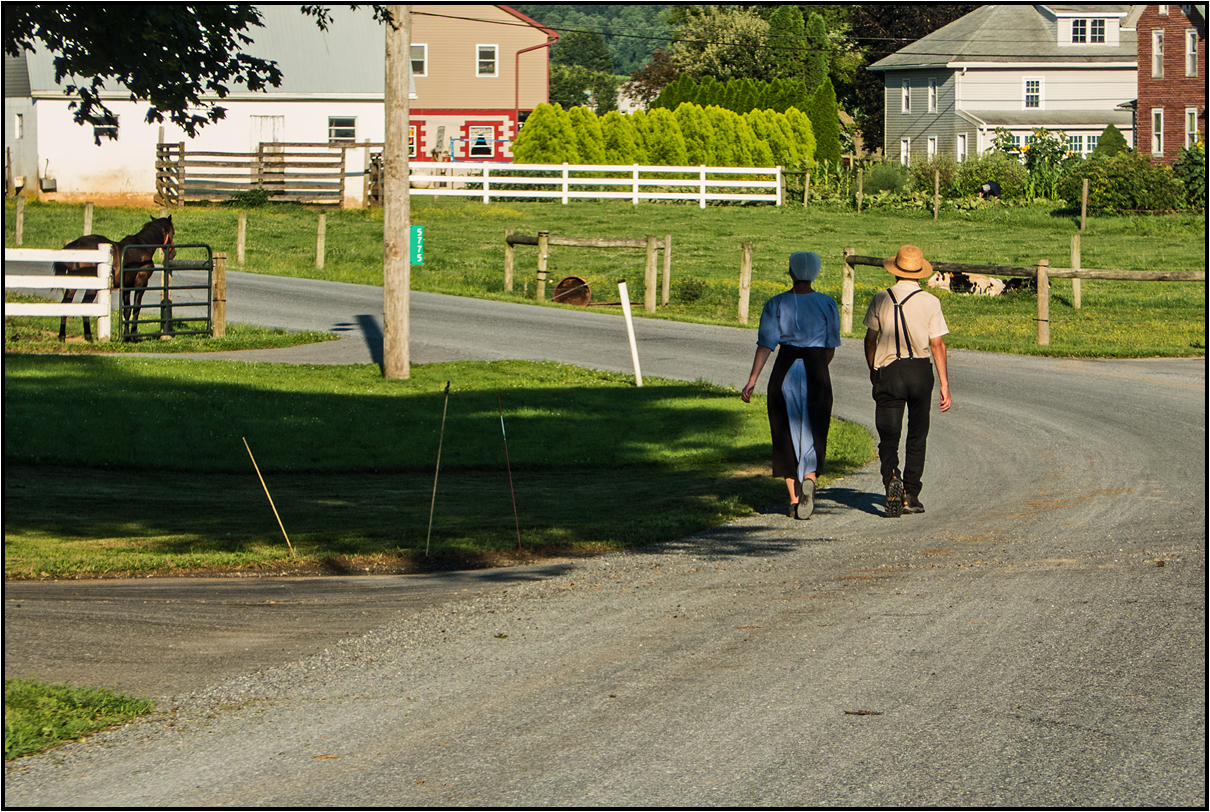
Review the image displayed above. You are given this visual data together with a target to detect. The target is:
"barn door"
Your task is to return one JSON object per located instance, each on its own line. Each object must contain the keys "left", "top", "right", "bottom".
{"left": 250, "top": 115, "right": 285, "bottom": 191}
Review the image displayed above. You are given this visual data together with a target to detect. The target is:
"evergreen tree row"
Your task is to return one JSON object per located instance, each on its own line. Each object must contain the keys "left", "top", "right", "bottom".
{"left": 652, "top": 75, "right": 841, "bottom": 165}
{"left": 512, "top": 102, "right": 817, "bottom": 169}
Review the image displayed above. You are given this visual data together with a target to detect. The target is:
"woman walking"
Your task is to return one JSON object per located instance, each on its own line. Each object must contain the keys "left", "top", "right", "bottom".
{"left": 741, "top": 251, "right": 841, "bottom": 519}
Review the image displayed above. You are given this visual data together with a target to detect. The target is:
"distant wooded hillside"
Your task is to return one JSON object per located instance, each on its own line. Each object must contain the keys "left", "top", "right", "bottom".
{"left": 513, "top": 4, "right": 670, "bottom": 74}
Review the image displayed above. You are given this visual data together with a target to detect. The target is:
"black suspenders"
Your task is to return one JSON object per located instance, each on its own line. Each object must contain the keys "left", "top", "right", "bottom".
{"left": 887, "top": 288, "right": 922, "bottom": 359}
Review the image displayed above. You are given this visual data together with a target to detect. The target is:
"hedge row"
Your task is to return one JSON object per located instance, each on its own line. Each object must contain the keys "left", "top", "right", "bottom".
{"left": 512, "top": 102, "right": 816, "bottom": 168}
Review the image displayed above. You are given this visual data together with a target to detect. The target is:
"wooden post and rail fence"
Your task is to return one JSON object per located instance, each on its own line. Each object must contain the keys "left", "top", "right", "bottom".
{"left": 504, "top": 230, "right": 672, "bottom": 313}
{"left": 841, "top": 242, "right": 1204, "bottom": 345}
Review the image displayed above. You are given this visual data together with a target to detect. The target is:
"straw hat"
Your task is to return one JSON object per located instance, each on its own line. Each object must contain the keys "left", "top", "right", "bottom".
{"left": 883, "top": 245, "right": 933, "bottom": 279}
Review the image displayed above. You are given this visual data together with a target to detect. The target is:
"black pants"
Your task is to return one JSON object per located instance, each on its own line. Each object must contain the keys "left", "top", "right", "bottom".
{"left": 872, "top": 358, "right": 934, "bottom": 497}
{"left": 767, "top": 345, "right": 833, "bottom": 480}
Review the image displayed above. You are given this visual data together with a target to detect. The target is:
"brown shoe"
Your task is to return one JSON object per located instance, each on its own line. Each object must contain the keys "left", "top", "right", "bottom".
{"left": 904, "top": 494, "right": 925, "bottom": 514}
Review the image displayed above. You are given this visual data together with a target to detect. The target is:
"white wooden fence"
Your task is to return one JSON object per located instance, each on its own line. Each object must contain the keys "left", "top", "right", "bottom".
{"left": 5, "top": 247, "right": 114, "bottom": 341}
{"left": 410, "top": 163, "right": 784, "bottom": 208}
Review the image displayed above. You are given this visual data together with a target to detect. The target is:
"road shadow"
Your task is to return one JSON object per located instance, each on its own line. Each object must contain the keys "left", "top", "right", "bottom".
{"left": 331, "top": 314, "right": 384, "bottom": 366}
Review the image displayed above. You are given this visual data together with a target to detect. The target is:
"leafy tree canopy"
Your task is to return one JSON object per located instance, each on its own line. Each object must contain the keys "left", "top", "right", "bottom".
{"left": 4, "top": 5, "right": 393, "bottom": 141}
{"left": 553, "top": 29, "right": 614, "bottom": 74}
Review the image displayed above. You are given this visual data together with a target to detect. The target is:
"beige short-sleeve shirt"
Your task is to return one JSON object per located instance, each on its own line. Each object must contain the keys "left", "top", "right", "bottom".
{"left": 863, "top": 280, "right": 949, "bottom": 369}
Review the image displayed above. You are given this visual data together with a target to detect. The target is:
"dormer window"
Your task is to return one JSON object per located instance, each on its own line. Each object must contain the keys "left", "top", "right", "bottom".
{"left": 1072, "top": 19, "right": 1106, "bottom": 43}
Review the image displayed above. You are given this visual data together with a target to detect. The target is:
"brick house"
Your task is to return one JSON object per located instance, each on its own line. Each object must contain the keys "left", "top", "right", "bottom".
{"left": 1130, "top": 4, "right": 1206, "bottom": 162}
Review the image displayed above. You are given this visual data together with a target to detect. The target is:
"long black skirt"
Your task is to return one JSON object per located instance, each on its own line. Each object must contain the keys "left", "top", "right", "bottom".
{"left": 766, "top": 345, "right": 833, "bottom": 481}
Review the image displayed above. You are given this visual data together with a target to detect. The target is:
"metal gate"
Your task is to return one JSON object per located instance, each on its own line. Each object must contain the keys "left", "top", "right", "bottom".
{"left": 118, "top": 243, "right": 214, "bottom": 341}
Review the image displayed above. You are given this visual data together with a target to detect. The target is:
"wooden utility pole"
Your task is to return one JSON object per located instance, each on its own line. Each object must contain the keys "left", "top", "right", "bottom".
{"left": 383, "top": 5, "right": 411, "bottom": 378}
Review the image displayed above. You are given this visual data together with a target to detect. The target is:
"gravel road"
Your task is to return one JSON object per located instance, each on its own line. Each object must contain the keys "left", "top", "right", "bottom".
{"left": 4, "top": 275, "right": 1205, "bottom": 806}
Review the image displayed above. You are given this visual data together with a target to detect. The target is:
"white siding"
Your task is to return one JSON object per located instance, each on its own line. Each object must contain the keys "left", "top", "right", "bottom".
{"left": 960, "top": 67, "right": 1136, "bottom": 112}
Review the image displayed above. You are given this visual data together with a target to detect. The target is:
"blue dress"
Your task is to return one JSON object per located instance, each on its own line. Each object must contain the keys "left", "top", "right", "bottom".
{"left": 756, "top": 291, "right": 841, "bottom": 481}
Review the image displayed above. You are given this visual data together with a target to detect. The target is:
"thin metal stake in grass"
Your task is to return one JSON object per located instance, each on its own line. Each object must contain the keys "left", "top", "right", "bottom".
{"left": 498, "top": 394, "right": 522, "bottom": 550}
{"left": 426, "top": 381, "right": 451, "bottom": 556}
{"left": 242, "top": 436, "right": 295, "bottom": 558}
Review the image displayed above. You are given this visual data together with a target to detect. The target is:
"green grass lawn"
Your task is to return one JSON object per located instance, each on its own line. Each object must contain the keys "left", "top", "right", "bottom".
{"left": 3, "top": 356, "right": 874, "bottom": 578}
{"left": 6, "top": 198, "right": 1204, "bottom": 357}
{"left": 4, "top": 679, "right": 154, "bottom": 761}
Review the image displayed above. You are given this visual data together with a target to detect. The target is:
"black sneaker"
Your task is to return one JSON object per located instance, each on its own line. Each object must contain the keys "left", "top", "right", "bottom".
{"left": 885, "top": 477, "right": 905, "bottom": 518}
{"left": 904, "top": 494, "right": 925, "bottom": 514}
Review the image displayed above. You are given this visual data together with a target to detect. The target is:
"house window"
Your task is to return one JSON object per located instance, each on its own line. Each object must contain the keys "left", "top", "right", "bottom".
{"left": 1090, "top": 19, "right": 1105, "bottom": 43}
{"left": 13, "top": 113, "right": 23, "bottom": 140}
{"left": 1159, "top": 5, "right": 1169, "bottom": 15}
{"left": 1153, "top": 30, "right": 1165, "bottom": 77}
{"left": 900, "top": 138, "right": 910, "bottom": 165}
{"left": 467, "top": 125, "right": 497, "bottom": 159}
{"left": 927, "top": 137, "right": 937, "bottom": 158}
{"left": 1188, "top": 29, "right": 1199, "bottom": 77}
{"left": 411, "top": 44, "right": 427, "bottom": 77}
{"left": 1187, "top": 108, "right": 1199, "bottom": 147}
{"left": 1068, "top": 134, "right": 1084, "bottom": 155}
{"left": 901, "top": 80, "right": 910, "bottom": 114}
{"left": 328, "top": 117, "right": 356, "bottom": 142}
{"left": 1025, "top": 79, "right": 1041, "bottom": 109}
{"left": 1152, "top": 109, "right": 1164, "bottom": 155}
{"left": 93, "top": 119, "right": 119, "bottom": 141}
{"left": 477, "top": 45, "right": 498, "bottom": 77}
{"left": 1072, "top": 19, "right": 1087, "bottom": 42}
{"left": 928, "top": 78, "right": 937, "bottom": 113}
{"left": 1087, "top": 134, "right": 1099, "bottom": 153}
{"left": 957, "top": 133, "right": 967, "bottom": 162}
{"left": 409, "top": 125, "right": 418, "bottom": 158}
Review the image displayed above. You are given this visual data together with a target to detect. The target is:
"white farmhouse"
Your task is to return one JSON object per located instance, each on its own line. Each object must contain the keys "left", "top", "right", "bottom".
{"left": 868, "top": 4, "right": 1138, "bottom": 164}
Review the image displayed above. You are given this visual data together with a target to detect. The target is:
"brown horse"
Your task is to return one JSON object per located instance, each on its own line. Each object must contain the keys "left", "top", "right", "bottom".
{"left": 54, "top": 216, "right": 176, "bottom": 341}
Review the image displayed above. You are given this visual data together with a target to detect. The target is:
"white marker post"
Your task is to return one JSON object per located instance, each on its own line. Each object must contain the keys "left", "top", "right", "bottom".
{"left": 618, "top": 281, "right": 643, "bottom": 387}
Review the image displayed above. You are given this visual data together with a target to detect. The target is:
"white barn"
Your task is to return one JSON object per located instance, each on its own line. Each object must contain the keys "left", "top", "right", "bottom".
{"left": 3, "top": 5, "right": 555, "bottom": 205}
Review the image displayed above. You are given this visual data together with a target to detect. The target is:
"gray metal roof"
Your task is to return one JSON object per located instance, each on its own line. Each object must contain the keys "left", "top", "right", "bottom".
{"left": 958, "top": 109, "right": 1135, "bottom": 127}
{"left": 869, "top": 4, "right": 1136, "bottom": 72}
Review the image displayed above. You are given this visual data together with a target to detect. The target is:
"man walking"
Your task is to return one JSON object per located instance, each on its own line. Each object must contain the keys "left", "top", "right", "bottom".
{"left": 863, "top": 245, "right": 952, "bottom": 517}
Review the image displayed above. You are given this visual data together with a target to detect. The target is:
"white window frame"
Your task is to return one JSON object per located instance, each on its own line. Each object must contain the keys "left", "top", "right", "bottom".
{"left": 927, "top": 137, "right": 937, "bottom": 159}
{"left": 1153, "top": 30, "right": 1165, "bottom": 77}
{"left": 1090, "top": 19, "right": 1105, "bottom": 43}
{"left": 328, "top": 116, "right": 356, "bottom": 143}
{"left": 901, "top": 80, "right": 911, "bottom": 114}
{"left": 957, "top": 133, "right": 967, "bottom": 162}
{"left": 1068, "top": 134, "right": 1084, "bottom": 155}
{"left": 1159, "top": 5, "right": 1169, "bottom": 16}
{"left": 1024, "top": 78, "right": 1043, "bottom": 110}
{"left": 1087, "top": 134, "right": 1099, "bottom": 153}
{"left": 411, "top": 43, "right": 428, "bottom": 77}
{"left": 1186, "top": 107, "right": 1199, "bottom": 148}
{"left": 1187, "top": 29, "right": 1199, "bottom": 77}
{"left": 900, "top": 138, "right": 910, "bottom": 165}
{"left": 1072, "top": 19, "right": 1087, "bottom": 43}
{"left": 408, "top": 124, "right": 417, "bottom": 159}
{"left": 13, "top": 112, "right": 23, "bottom": 140}
{"left": 928, "top": 78, "right": 938, "bottom": 113}
{"left": 1152, "top": 108, "right": 1164, "bottom": 155}
{"left": 476, "top": 44, "right": 499, "bottom": 77}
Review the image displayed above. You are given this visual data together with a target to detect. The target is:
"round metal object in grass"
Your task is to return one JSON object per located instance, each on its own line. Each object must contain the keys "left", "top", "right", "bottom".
{"left": 553, "top": 276, "right": 591, "bottom": 306}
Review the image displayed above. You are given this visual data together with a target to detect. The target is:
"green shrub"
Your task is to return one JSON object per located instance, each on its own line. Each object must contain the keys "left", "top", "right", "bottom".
{"left": 1172, "top": 142, "right": 1206, "bottom": 211}
{"left": 908, "top": 155, "right": 960, "bottom": 198}
{"left": 1057, "top": 151, "right": 1183, "bottom": 214}
{"left": 864, "top": 161, "right": 909, "bottom": 195}
{"left": 1092, "top": 123, "right": 1130, "bottom": 157}
{"left": 956, "top": 151, "right": 1028, "bottom": 199}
